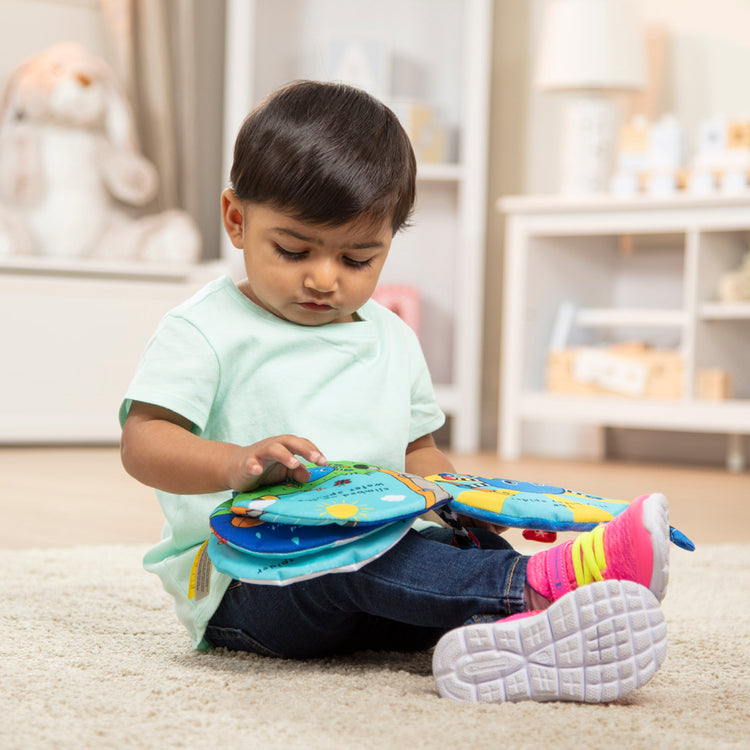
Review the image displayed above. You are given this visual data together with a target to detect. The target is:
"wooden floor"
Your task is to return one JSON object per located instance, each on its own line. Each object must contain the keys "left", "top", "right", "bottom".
{"left": 0, "top": 446, "right": 747, "bottom": 549}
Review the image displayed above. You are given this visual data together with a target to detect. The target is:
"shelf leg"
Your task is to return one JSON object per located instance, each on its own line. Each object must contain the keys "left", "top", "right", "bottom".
{"left": 726, "top": 433, "right": 746, "bottom": 473}
{"left": 499, "top": 404, "right": 521, "bottom": 460}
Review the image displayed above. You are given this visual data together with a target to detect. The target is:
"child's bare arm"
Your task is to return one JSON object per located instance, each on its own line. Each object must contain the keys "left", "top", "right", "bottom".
{"left": 404, "top": 433, "right": 455, "bottom": 477}
{"left": 120, "top": 401, "right": 326, "bottom": 495}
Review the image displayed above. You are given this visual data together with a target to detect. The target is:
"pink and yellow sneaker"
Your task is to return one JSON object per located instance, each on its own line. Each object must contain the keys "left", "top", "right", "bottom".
{"left": 433, "top": 579, "right": 667, "bottom": 703}
{"left": 526, "top": 492, "right": 670, "bottom": 604}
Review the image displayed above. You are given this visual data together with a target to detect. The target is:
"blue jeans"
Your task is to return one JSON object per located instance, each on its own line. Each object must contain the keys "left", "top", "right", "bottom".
{"left": 204, "top": 527, "right": 529, "bottom": 658}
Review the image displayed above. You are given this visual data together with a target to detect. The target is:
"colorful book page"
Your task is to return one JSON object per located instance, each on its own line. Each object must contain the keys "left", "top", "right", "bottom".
{"left": 210, "top": 498, "right": 385, "bottom": 557}
{"left": 208, "top": 518, "right": 412, "bottom": 585}
{"left": 429, "top": 473, "right": 629, "bottom": 532}
{"left": 230, "top": 461, "right": 451, "bottom": 527}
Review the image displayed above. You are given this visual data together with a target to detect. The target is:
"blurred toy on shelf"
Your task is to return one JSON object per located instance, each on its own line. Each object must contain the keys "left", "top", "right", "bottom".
{"left": 547, "top": 341, "right": 683, "bottom": 400}
{"left": 611, "top": 113, "right": 750, "bottom": 197}
{"left": 322, "top": 36, "right": 451, "bottom": 165}
{"left": 694, "top": 116, "right": 750, "bottom": 194}
{"left": 372, "top": 284, "right": 421, "bottom": 334}
{"left": 324, "top": 36, "right": 389, "bottom": 99}
{"left": 718, "top": 249, "right": 750, "bottom": 302}
{"left": 610, "top": 115, "right": 649, "bottom": 196}
{"left": 0, "top": 42, "right": 201, "bottom": 263}
{"left": 386, "top": 99, "right": 449, "bottom": 164}
{"left": 610, "top": 114, "right": 686, "bottom": 197}
{"left": 696, "top": 368, "right": 733, "bottom": 401}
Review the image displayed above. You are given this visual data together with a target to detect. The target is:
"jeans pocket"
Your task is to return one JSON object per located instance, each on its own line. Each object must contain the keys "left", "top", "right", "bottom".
{"left": 203, "top": 624, "right": 282, "bottom": 658}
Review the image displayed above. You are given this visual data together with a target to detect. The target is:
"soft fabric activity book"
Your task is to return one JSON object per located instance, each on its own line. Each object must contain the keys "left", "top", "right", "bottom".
{"left": 208, "top": 461, "right": 694, "bottom": 585}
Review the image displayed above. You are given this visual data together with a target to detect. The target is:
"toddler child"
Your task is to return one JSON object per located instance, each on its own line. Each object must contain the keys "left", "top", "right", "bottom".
{"left": 120, "top": 80, "right": 670, "bottom": 704}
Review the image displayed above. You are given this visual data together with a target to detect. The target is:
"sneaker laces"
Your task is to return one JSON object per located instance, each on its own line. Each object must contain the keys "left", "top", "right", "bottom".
{"left": 570, "top": 524, "right": 607, "bottom": 586}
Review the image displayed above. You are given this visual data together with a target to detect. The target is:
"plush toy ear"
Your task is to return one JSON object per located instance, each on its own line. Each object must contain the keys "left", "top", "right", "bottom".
{"left": 0, "top": 64, "right": 22, "bottom": 131}
{"left": 0, "top": 60, "right": 43, "bottom": 205}
{"left": 95, "top": 55, "right": 158, "bottom": 205}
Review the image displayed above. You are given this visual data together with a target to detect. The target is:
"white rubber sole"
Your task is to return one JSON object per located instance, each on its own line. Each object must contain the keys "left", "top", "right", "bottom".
{"left": 433, "top": 579, "right": 667, "bottom": 703}
{"left": 641, "top": 492, "right": 670, "bottom": 602}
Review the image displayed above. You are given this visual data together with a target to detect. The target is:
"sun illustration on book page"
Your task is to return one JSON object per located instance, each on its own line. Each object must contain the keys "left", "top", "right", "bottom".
{"left": 317, "top": 493, "right": 406, "bottom": 522}
{"left": 317, "top": 498, "right": 374, "bottom": 522}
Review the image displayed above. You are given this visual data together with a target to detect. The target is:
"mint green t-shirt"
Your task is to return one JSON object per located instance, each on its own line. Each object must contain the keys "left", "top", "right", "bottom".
{"left": 119, "top": 276, "right": 445, "bottom": 648}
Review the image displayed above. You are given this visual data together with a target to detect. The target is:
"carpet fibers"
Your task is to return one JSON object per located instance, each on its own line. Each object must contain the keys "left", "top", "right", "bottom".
{"left": 2, "top": 543, "right": 748, "bottom": 749}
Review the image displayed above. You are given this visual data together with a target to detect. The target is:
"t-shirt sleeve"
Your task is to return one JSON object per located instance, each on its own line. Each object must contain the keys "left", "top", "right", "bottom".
{"left": 403, "top": 325, "right": 446, "bottom": 442}
{"left": 119, "top": 314, "right": 220, "bottom": 433}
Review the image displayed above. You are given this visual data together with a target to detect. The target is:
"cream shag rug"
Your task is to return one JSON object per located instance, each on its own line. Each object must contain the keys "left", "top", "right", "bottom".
{"left": 2, "top": 543, "right": 748, "bottom": 750}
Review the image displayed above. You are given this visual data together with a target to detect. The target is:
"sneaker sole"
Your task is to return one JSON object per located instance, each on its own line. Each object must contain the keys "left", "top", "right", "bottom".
{"left": 432, "top": 579, "right": 667, "bottom": 703}
{"left": 641, "top": 493, "right": 670, "bottom": 602}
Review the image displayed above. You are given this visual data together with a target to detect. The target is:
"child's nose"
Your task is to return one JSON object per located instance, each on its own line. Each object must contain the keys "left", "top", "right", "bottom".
{"left": 304, "top": 260, "right": 338, "bottom": 293}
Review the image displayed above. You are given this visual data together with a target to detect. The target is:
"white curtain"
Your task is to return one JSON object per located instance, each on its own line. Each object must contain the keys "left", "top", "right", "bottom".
{"left": 100, "top": 0, "right": 198, "bottom": 215}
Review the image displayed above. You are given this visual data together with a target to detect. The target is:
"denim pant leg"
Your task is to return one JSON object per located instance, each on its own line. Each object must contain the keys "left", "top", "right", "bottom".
{"left": 205, "top": 528, "right": 529, "bottom": 658}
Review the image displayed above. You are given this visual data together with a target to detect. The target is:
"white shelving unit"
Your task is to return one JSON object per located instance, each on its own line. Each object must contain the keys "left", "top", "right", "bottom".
{"left": 497, "top": 194, "right": 750, "bottom": 471}
{"left": 0, "top": 259, "right": 223, "bottom": 443}
{"left": 222, "top": 0, "right": 492, "bottom": 452}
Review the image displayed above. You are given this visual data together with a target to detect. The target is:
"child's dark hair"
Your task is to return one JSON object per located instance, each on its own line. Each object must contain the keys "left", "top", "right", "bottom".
{"left": 229, "top": 80, "right": 416, "bottom": 234}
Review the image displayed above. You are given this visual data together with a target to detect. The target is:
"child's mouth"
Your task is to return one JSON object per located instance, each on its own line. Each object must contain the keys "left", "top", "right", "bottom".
{"left": 299, "top": 302, "right": 333, "bottom": 312}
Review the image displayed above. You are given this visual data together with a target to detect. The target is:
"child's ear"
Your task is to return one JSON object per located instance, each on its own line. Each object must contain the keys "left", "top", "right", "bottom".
{"left": 221, "top": 189, "right": 245, "bottom": 248}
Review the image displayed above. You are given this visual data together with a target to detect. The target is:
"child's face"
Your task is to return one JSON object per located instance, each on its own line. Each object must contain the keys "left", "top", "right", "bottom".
{"left": 222, "top": 192, "right": 393, "bottom": 326}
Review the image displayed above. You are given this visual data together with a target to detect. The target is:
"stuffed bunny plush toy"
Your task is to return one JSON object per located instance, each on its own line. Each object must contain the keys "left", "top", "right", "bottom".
{"left": 0, "top": 41, "right": 200, "bottom": 263}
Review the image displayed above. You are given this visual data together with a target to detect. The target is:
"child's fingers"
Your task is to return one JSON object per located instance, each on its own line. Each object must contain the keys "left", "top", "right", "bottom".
{"left": 232, "top": 435, "right": 329, "bottom": 491}
{"left": 288, "top": 463, "right": 312, "bottom": 484}
{"left": 274, "top": 435, "right": 328, "bottom": 467}
{"left": 249, "top": 436, "right": 326, "bottom": 477}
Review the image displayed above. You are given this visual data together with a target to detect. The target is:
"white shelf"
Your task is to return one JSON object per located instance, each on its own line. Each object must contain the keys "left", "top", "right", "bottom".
{"left": 498, "top": 194, "right": 750, "bottom": 471}
{"left": 0, "top": 255, "right": 223, "bottom": 282}
{"left": 699, "top": 302, "right": 750, "bottom": 320}
{"left": 575, "top": 308, "right": 686, "bottom": 328}
{"left": 0, "top": 264, "right": 226, "bottom": 443}
{"left": 498, "top": 192, "right": 750, "bottom": 214}
{"left": 519, "top": 392, "right": 750, "bottom": 434}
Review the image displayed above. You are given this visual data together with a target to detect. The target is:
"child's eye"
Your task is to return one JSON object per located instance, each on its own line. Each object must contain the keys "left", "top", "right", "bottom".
{"left": 274, "top": 244, "right": 306, "bottom": 262}
{"left": 343, "top": 256, "right": 373, "bottom": 270}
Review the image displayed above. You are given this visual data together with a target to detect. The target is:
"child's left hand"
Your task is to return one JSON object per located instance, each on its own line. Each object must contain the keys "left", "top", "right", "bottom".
{"left": 458, "top": 515, "right": 508, "bottom": 536}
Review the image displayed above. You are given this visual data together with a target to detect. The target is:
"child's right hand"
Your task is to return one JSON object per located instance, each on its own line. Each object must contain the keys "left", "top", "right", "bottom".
{"left": 225, "top": 435, "right": 328, "bottom": 493}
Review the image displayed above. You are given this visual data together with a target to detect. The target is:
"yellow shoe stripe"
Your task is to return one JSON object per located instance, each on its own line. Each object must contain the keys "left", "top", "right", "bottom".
{"left": 571, "top": 525, "right": 607, "bottom": 586}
